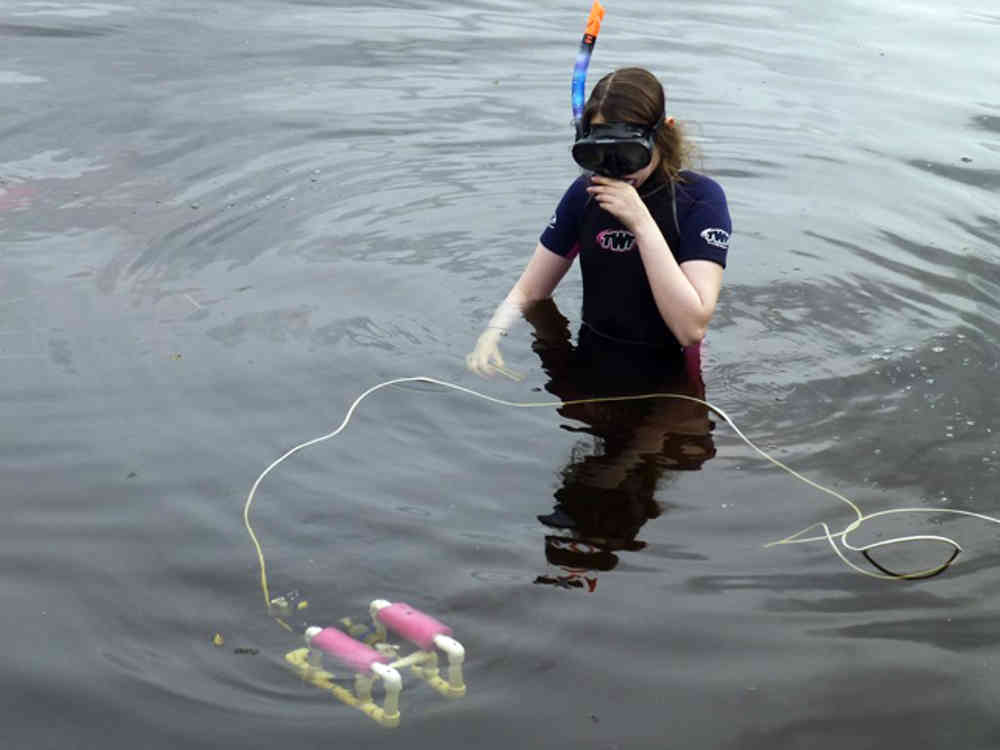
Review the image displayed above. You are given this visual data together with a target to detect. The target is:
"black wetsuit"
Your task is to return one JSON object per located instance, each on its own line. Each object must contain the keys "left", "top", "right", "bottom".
{"left": 538, "top": 169, "right": 731, "bottom": 361}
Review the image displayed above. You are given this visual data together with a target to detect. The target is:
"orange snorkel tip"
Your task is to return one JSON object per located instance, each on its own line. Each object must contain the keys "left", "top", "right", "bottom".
{"left": 584, "top": 0, "right": 605, "bottom": 39}
{"left": 573, "top": 2, "right": 606, "bottom": 132}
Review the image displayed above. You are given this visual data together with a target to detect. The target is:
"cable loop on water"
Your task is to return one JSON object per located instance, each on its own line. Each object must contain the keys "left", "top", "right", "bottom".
{"left": 244, "top": 376, "right": 995, "bottom": 607}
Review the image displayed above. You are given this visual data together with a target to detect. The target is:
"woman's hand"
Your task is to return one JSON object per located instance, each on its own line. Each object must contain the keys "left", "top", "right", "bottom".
{"left": 466, "top": 327, "right": 504, "bottom": 376}
{"left": 586, "top": 175, "right": 653, "bottom": 231}
{"left": 465, "top": 327, "right": 520, "bottom": 380}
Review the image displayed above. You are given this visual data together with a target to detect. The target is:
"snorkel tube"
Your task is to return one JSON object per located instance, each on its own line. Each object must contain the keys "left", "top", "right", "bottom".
{"left": 572, "top": 0, "right": 605, "bottom": 138}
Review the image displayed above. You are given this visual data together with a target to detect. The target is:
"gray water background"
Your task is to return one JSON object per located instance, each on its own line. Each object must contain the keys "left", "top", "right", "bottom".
{"left": 2, "top": 0, "right": 999, "bottom": 747}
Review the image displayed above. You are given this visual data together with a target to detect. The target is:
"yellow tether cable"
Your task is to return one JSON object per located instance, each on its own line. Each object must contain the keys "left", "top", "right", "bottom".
{"left": 244, "top": 376, "right": 997, "bottom": 608}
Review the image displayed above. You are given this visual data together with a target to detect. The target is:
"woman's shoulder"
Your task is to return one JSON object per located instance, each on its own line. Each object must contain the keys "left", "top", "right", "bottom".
{"left": 551, "top": 173, "right": 592, "bottom": 211}
{"left": 566, "top": 172, "right": 592, "bottom": 196}
{"left": 677, "top": 170, "right": 727, "bottom": 203}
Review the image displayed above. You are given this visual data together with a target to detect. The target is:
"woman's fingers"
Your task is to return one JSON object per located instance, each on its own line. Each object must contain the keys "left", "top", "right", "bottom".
{"left": 464, "top": 351, "right": 482, "bottom": 374}
{"left": 586, "top": 181, "right": 632, "bottom": 208}
{"left": 465, "top": 334, "right": 505, "bottom": 378}
{"left": 466, "top": 341, "right": 521, "bottom": 380}
{"left": 585, "top": 178, "right": 648, "bottom": 230}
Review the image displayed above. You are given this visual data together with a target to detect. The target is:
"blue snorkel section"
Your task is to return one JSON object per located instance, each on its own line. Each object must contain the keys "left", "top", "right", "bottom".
{"left": 572, "top": 1, "right": 605, "bottom": 138}
{"left": 571, "top": 46, "right": 592, "bottom": 134}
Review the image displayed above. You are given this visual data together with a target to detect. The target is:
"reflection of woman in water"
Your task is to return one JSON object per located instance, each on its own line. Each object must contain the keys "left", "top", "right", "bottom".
{"left": 465, "top": 67, "right": 731, "bottom": 590}
{"left": 525, "top": 299, "right": 716, "bottom": 591}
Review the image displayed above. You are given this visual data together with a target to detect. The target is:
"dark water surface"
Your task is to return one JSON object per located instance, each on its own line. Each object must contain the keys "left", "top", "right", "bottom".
{"left": 3, "top": 0, "right": 999, "bottom": 747}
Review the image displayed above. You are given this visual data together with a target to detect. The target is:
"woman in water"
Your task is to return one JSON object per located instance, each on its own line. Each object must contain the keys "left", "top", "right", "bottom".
{"left": 466, "top": 67, "right": 731, "bottom": 385}
{"left": 466, "top": 67, "right": 730, "bottom": 590}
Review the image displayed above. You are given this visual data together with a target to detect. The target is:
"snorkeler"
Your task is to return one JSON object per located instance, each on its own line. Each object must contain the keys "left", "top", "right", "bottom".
{"left": 466, "top": 66, "right": 732, "bottom": 379}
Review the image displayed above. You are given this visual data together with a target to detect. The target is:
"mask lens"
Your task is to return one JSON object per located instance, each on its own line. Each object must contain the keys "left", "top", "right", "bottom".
{"left": 614, "top": 142, "right": 652, "bottom": 173}
{"left": 571, "top": 123, "right": 654, "bottom": 178}
{"left": 571, "top": 141, "right": 610, "bottom": 172}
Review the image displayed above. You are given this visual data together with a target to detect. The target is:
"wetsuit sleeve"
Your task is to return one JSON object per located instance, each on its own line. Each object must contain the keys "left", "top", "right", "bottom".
{"left": 676, "top": 176, "right": 731, "bottom": 268}
{"left": 539, "top": 176, "right": 590, "bottom": 258}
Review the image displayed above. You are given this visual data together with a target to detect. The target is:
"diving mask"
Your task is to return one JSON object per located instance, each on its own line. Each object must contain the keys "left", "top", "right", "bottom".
{"left": 571, "top": 121, "right": 656, "bottom": 178}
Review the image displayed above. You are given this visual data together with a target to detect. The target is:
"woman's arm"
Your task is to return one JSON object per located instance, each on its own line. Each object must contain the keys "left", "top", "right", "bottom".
{"left": 631, "top": 223, "right": 723, "bottom": 346}
{"left": 467, "top": 243, "right": 574, "bottom": 377}
{"left": 508, "top": 242, "right": 575, "bottom": 307}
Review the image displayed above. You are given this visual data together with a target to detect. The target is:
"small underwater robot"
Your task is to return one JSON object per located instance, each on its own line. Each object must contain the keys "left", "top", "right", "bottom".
{"left": 284, "top": 599, "right": 466, "bottom": 728}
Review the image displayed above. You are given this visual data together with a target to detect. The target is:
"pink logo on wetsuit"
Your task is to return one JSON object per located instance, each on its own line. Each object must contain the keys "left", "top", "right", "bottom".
{"left": 596, "top": 229, "right": 636, "bottom": 252}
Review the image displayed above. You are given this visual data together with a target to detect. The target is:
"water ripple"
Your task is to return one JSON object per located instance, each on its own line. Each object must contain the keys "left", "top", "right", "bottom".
{"left": 906, "top": 158, "right": 1000, "bottom": 191}
{"left": 0, "top": 21, "right": 118, "bottom": 37}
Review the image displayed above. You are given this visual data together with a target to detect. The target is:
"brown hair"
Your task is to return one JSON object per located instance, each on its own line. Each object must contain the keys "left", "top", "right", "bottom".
{"left": 581, "top": 67, "right": 696, "bottom": 184}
